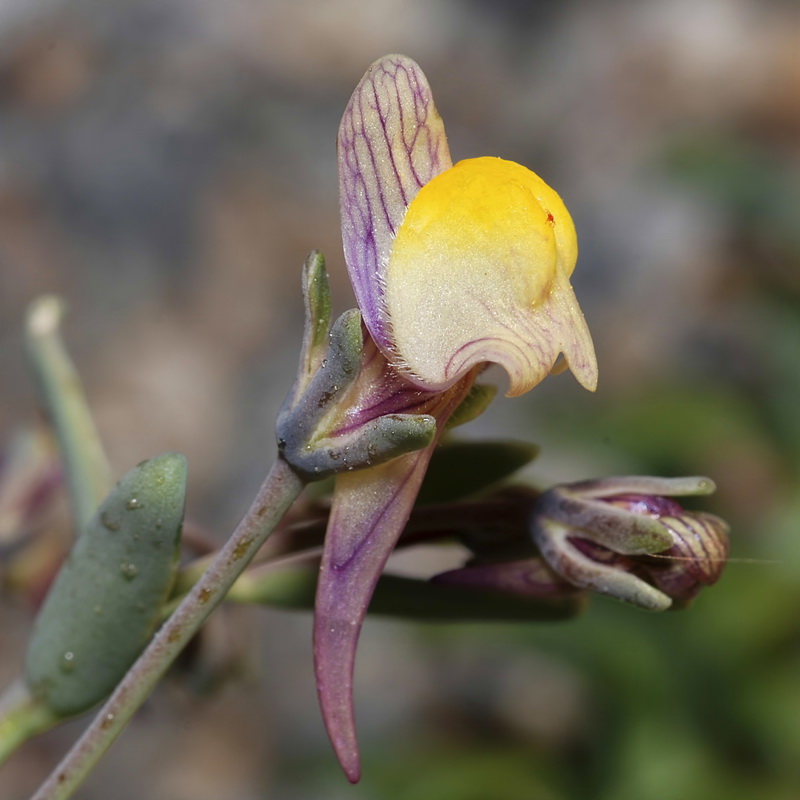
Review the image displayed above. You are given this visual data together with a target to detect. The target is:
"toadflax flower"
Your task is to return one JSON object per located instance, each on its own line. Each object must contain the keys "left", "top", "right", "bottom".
{"left": 299, "top": 54, "right": 598, "bottom": 782}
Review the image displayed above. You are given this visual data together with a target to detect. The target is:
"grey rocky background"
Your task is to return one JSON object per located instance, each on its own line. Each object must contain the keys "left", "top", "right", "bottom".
{"left": 2, "top": 1, "right": 799, "bottom": 798}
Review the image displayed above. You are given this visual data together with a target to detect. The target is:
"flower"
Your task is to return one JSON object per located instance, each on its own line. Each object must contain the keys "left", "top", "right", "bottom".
{"left": 307, "top": 54, "right": 597, "bottom": 782}
{"left": 531, "top": 476, "right": 730, "bottom": 610}
{"left": 338, "top": 56, "right": 597, "bottom": 396}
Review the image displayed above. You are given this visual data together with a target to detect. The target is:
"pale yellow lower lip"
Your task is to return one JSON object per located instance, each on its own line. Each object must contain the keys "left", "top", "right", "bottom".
{"left": 383, "top": 156, "right": 596, "bottom": 395}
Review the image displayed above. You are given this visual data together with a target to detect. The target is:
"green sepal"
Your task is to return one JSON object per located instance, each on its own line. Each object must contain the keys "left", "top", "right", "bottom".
{"left": 535, "top": 478, "right": 703, "bottom": 555}
{"left": 417, "top": 440, "right": 539, "bottom": 505}
{"left": 24, "top": 453, "right": 187, "bottom": 718}
{"left": 295, "top": 413, "right": 436, "bottom": 480}
{"left": 227, "top": 564, "right": 582, "bottom": 622}
{"left": 277, "top": 309, "right": 363, "bottom": 452}
{"left": 280, "top": 250, "right": 337, "bottom": 412}
{"left": 295, "top": 250, "right": 332, "bottom": 400}
{"left": 446, "top": 383, "right": 498, "bottom": 430}
{"left": 278, "top": 306, "right": 437, "bottom": 481}
{"left": 296, "top": 308, "right": 364, "bottom": 424}
{"left": 535, "top": 517, "right": 673, "bottom": 611}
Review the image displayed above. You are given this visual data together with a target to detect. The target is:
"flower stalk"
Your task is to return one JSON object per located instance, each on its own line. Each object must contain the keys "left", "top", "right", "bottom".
{"left": 30, "top": 457, "right": 304, "bottom": 800}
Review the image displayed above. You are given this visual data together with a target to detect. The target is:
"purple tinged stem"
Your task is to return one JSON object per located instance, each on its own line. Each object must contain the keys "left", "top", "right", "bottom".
{"left": 29, "top": 458, "right": 305, "bottom": 800}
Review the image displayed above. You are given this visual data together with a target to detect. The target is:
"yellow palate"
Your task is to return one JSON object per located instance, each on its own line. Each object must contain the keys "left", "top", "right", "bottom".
{"left": 386, "top": 156, "right": 579, "bottom": 393}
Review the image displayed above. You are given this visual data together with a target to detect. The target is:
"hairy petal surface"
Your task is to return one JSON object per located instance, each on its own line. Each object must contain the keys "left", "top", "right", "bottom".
{"left": 338, "top": 54, "right": 452, "bottom": 352}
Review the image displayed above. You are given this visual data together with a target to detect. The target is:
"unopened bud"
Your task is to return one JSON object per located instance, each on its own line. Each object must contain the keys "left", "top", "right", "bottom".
{"left": 531, "top": 476, "right": 729, "bottom": 610}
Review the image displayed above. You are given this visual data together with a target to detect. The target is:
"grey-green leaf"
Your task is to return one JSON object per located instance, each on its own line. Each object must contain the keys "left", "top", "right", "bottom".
{"left": 24, "top": 453, "right": 187, "bottom": 717}
{"left": 417, "top": 440, "right": 539, "bottom": 505}
{"left": 24, "top": 296, "right": 113, "bottom": 532}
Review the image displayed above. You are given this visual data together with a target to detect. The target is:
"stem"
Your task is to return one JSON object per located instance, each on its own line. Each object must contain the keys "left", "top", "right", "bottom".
{"left": 30, "top": 457, "right": 305, "bottom": 800}
{"left": 166, "top": 492, "right": 533, "bottom": 618}
{"left": 168, "top": 493, "right": 527, "bottom": 606}
{"left": 0, "top": 681, "right": 58, "bottom": 765}
{"left": 25, "top": 297, "right": 113, "bottom": 531}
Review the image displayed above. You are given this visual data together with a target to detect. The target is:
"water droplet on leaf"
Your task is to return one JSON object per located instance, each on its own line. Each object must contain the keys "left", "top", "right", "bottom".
{"left": 101, "top": 512, "right": 120, "bottom": 532}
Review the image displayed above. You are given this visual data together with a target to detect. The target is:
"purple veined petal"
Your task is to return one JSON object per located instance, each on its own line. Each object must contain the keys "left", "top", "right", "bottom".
{"left": 338, "top": 55, "right": 452, "bottom": 353}
{"left": 331, "top": 331, "right": 440, "bottom": 435}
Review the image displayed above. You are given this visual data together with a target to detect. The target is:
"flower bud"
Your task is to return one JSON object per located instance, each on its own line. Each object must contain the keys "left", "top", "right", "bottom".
{"left": 531, "top": 476, "right": 729, "bottom": 610}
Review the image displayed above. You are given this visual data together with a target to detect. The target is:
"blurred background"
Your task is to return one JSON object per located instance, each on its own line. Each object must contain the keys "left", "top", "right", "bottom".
{"left": 1, "top": 0, "right": 799, "bottom": 797}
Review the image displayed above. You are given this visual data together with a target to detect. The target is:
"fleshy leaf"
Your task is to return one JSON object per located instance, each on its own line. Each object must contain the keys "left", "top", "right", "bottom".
{"left": 24, "top": 453, "right": 186, "bottom": 717}
{"left": 229, "top": 563, "right": 581, "bottom": 621}
{"left": 338, "top": 54, "right": 452, "bottom": 352}
{"left": 25, "top": 296, "right": 113, "bottom": 531}
{"left": 432, "top": 557, "right": 578, "bottom": 599}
